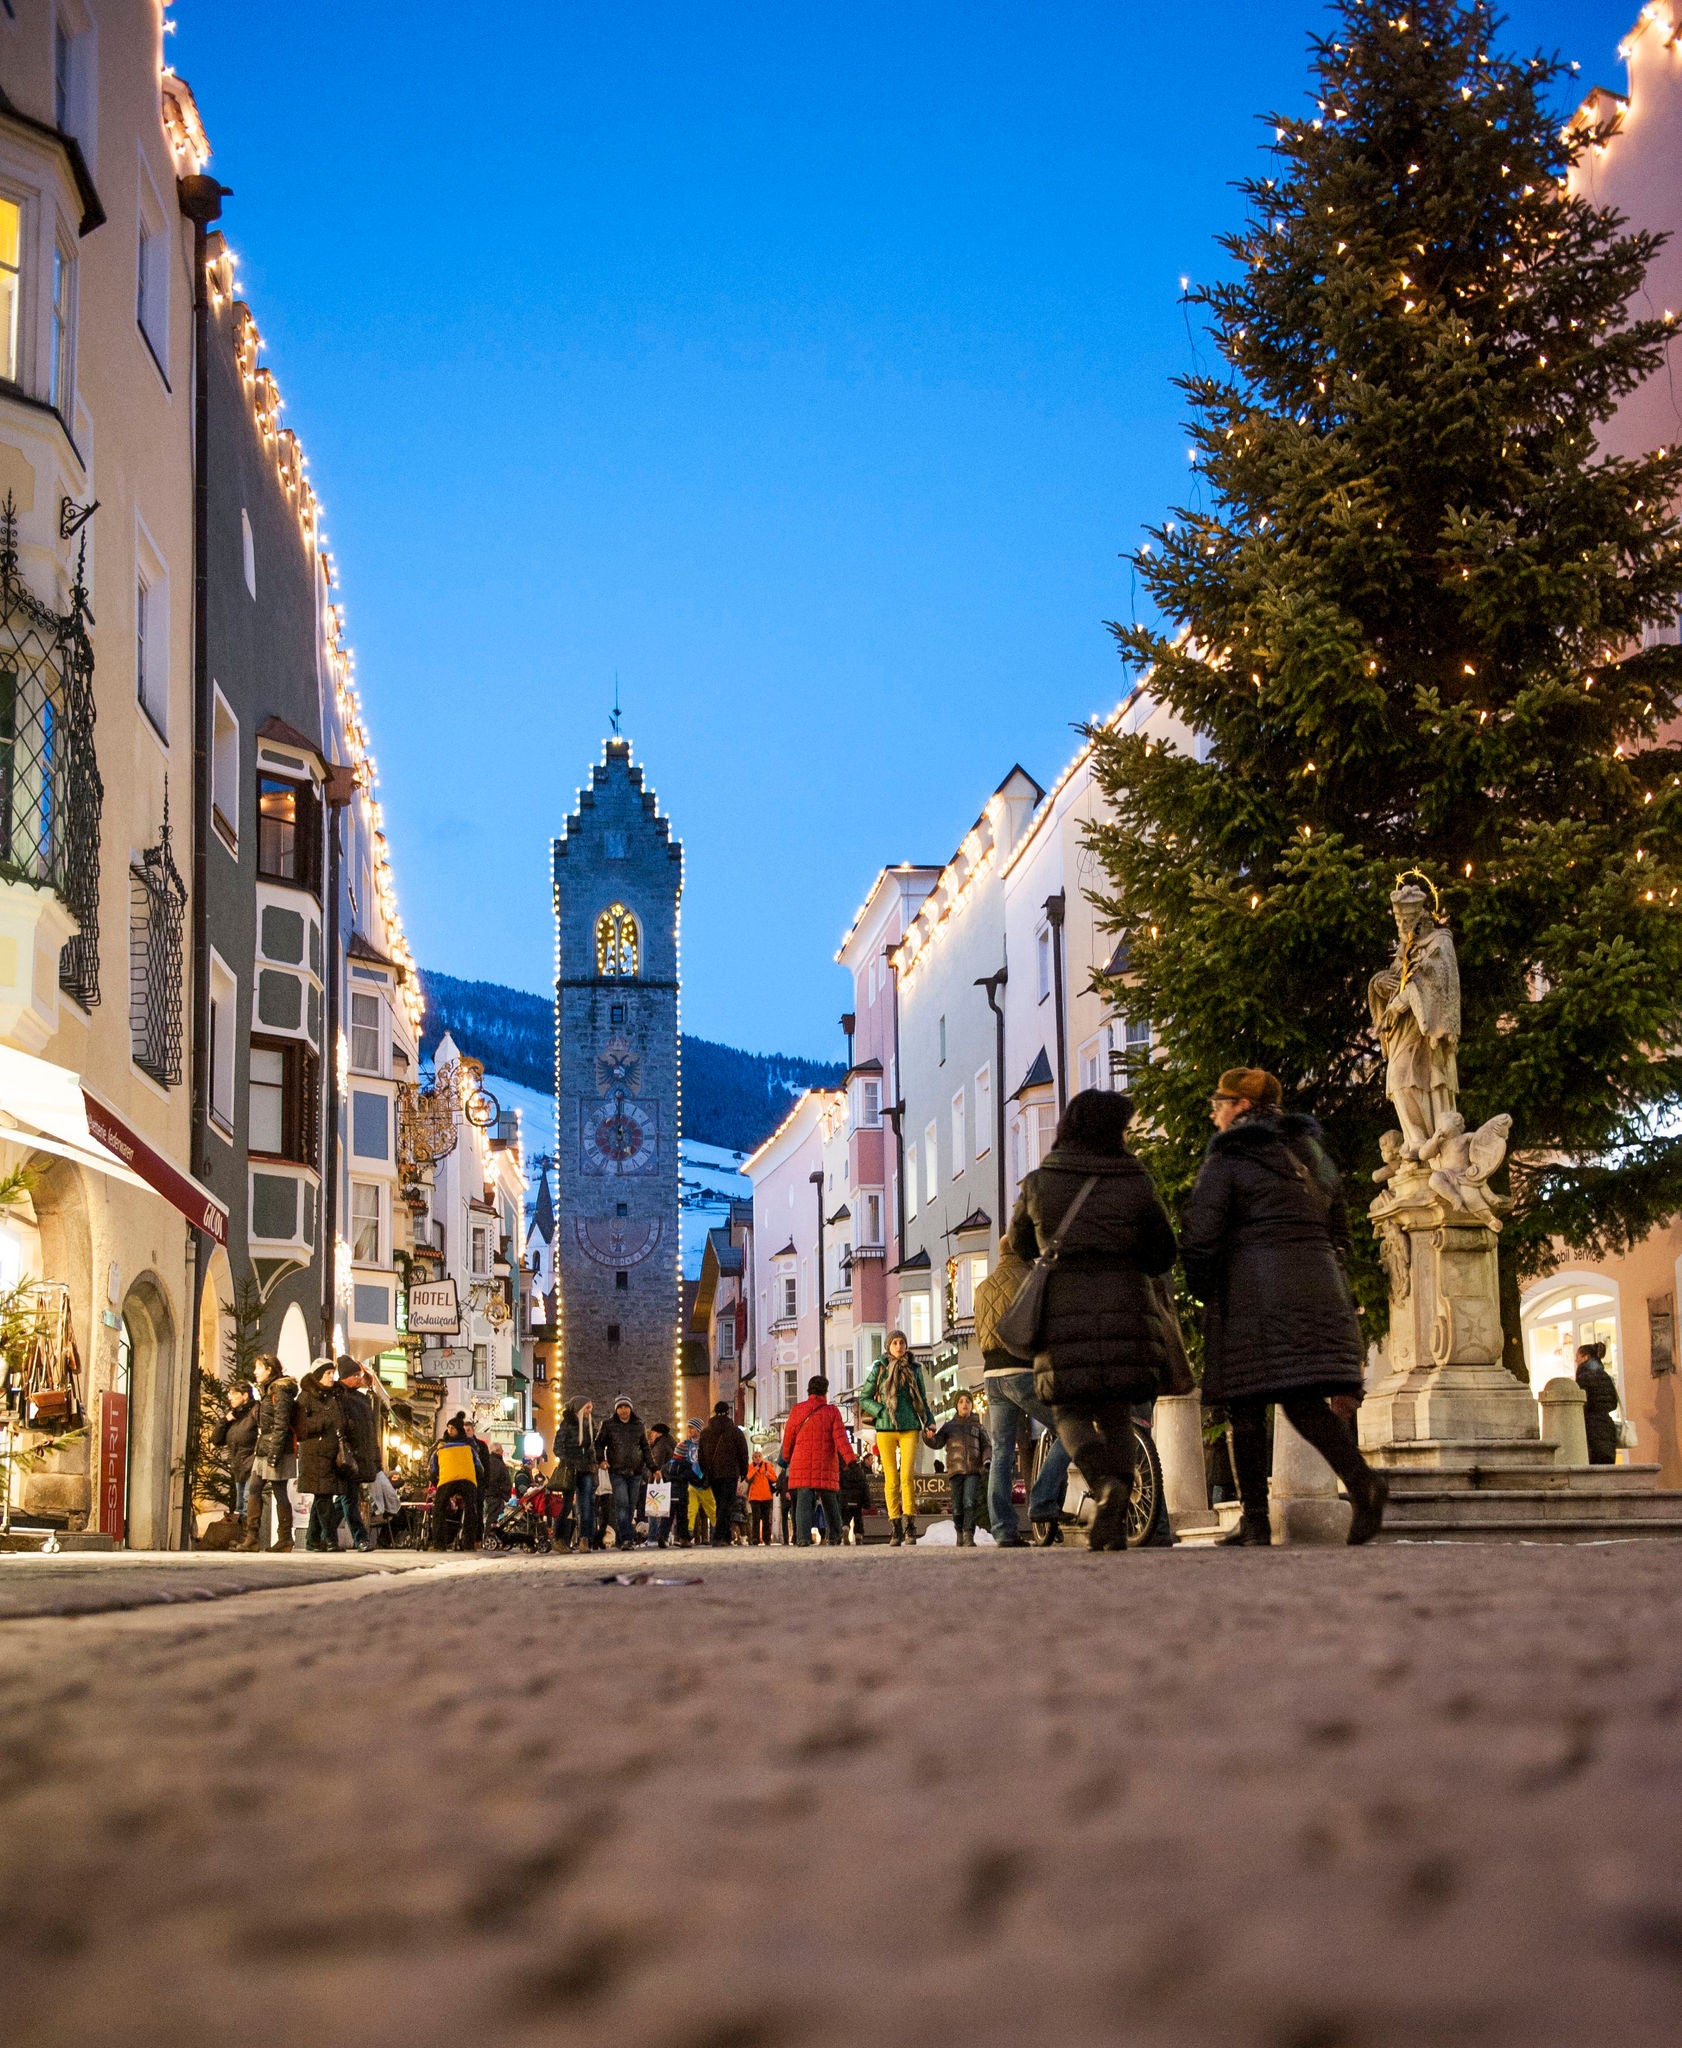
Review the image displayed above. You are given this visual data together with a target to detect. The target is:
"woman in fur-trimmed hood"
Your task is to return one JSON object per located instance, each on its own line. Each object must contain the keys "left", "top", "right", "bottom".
{"left": 1179, "top": 1067, "right": 1386, "bottom": 1547}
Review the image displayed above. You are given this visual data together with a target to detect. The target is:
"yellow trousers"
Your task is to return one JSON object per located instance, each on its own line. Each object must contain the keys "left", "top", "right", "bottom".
{"left": 878, "top": 1431, "right": 921, "bottom": 1521}
{"left": 688, "top": 1485, "right": 716, "bottom": 1535}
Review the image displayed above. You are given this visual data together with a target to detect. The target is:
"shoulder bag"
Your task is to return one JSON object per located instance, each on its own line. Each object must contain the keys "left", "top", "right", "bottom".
{"left": 996, "top": 1176, "right": 1101, "bottom": 1361}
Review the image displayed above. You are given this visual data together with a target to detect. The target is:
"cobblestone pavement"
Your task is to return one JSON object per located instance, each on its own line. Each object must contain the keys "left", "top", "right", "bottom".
{"left": 0, "top": 1550, "right": 445, "bottom": 1620}
{"left": 2, "top": 1542, "right": 1680, "bottom": 2048}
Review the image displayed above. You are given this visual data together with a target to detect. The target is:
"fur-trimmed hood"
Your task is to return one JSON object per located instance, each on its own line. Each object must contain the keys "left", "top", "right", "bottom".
{"left": 1206, "top": 1109, "right": 1321, "bottom": 1158}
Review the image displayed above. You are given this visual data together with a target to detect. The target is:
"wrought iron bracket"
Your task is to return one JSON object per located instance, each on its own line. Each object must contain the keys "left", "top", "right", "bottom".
{"left": 58, "top": 497, "right": 99, "bottom": 542}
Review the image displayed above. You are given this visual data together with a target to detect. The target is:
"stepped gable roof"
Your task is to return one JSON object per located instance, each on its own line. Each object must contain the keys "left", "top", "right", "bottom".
{"left": 1011, "top": 1047, "right": 1055, "bottom": 1100}
{"left": 553, "top": 734, "right": 682, "bottom": 863}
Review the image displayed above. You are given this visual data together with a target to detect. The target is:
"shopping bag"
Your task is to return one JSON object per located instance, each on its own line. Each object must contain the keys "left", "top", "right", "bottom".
{"left": 646, "top": 1480, "right": 672, "bottom": 1517}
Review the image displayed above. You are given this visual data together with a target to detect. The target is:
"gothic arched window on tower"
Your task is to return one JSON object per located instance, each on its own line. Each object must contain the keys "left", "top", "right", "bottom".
{"left": 595, "top": 902, "right": 640, "bottom": 978}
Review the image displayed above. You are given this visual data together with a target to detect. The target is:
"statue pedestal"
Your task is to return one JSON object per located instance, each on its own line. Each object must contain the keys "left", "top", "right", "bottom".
{"left": 1360, "top": 1185, "right": 1550, "bottom": 1474}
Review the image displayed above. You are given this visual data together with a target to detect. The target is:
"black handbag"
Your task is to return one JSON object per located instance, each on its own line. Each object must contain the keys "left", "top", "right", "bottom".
{"left": 995, "top": 1176, "right": 1101, "bottom": 1360}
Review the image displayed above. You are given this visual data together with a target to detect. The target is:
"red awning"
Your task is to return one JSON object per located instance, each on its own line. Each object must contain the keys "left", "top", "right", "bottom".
{"left": 81, "top": 1091, "right": 228, "bottom": 1245}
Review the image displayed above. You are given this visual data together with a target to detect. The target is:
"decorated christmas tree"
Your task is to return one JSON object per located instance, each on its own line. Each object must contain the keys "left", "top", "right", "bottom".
{"left": 1088, "top": 0, "right": 1682, "bottom": 1346}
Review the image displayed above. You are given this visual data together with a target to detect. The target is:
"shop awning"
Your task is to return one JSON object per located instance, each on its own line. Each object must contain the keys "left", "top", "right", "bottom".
{"left": 0, "top": 1046, "right": 228, "bottom": 1245}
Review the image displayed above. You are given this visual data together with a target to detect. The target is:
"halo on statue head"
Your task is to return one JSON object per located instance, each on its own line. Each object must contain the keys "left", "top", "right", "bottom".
{"left": 1391, "top": 868, "right": 1446, "bottom": 923}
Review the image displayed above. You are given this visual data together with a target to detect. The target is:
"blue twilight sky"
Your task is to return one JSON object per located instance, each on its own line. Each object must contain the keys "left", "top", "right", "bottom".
{"left": 175, "top": 1, "right": 1640, "bottom": 1059}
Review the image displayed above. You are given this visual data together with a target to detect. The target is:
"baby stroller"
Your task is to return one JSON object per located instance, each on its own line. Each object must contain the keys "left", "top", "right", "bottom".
{"left": 485, "top": 1491, "right": 552, "bottom": 1554}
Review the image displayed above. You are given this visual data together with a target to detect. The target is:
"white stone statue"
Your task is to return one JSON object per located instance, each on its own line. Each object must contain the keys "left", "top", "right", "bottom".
{"left": 1367, "top": 875, "right": 1461, "bottom": 1159}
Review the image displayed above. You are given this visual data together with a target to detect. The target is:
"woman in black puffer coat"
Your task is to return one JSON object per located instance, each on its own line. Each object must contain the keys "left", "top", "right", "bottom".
{"left": 1180, "top": 1067, "right": 1386, "bottom": 1547}
{"left": 1008, "top": 1089, "right": 1176, "bottom": 1551}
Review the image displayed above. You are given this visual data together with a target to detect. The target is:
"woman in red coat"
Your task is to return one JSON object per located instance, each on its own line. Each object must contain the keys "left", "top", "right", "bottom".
{"left": 778, "top": 1375, "right": 858, "bottom": 1547}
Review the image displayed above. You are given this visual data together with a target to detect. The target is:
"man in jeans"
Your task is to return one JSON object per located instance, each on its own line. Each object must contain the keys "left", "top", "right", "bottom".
{"left": 975, "top": 1249, "right": 1070, "bottom": 1546}
{"left": 598, "top": 1395, "right": 651, "bottom": 1549}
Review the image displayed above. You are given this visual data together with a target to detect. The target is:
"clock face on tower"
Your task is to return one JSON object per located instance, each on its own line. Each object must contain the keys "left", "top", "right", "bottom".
{"left": 579, "top": 1091, "right": 659, "bottom": 1175}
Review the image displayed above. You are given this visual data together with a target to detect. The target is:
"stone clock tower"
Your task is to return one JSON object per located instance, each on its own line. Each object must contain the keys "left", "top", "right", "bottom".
{"left": 553, "top": 737, "right": 683, "bottom": 1424}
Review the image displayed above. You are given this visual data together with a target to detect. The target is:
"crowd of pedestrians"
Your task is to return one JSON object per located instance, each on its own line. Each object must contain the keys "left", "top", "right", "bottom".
{"left": 214, "top": 1072, "right": 1427, "bottom": 1556}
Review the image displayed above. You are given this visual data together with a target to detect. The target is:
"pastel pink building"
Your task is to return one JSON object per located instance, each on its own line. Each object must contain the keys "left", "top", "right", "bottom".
{"left": 742, "top": 1087, "right": 842, "bottom": 1430}
{"left": 835, "top": 866, "right": 939, "bottom": 1391}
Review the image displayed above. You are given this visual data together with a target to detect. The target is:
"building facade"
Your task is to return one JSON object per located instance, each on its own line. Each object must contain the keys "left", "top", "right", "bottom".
{"left": 833, "top": 864, "right": 938, "bottom": 1392}
{"left": 743, "top": 1086, "right": 840, "bottom": 1432}
{"left": 552, "top": 737, "right": 683, "bottom": 1424}
{"left": 891, "top": 768, "right": 1041, "bottom": 1404}
{"left": 1, "top": 3, "right": 426, "bottom": 1543}
{"left": 1, "top": 3, "right": 205, "bottom": 1547}
{"left": 407, "top": 1030, "right": 526, "bottom": 1456}
{"left": 1522, "top": 6, "right": 1682, "bottom": 1483}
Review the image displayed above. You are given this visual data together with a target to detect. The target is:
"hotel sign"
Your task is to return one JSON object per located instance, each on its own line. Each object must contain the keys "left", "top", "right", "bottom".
{"left": 407, "top": 1278, "right": 461, "bottom": 1335}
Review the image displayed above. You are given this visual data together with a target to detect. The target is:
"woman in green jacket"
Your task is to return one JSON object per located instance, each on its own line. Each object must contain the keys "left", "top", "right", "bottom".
{"left": 861, "top": 1331, "right": 934, "bottom": 1545}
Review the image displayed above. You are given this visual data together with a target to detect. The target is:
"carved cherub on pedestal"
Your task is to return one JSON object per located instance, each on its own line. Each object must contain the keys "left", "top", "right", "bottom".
{"left": 1418, "top": 1110, "right": 1512, "bottom": 1229}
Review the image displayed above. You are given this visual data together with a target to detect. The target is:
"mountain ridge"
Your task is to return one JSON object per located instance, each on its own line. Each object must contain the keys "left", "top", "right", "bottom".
{"left": 418, "top": 969, "right": 844, "bottom": 1156}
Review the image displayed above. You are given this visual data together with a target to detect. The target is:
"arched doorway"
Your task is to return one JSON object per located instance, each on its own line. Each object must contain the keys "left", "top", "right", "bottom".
{"left": 276, "top": 1301, "right": 312, "bottom": 1378}
{"left": 1521, "top": 1274, "right": 1622, "bottom": 1402}
{"left": 119, "top": 1274, "right": 176, "bottom": 1549}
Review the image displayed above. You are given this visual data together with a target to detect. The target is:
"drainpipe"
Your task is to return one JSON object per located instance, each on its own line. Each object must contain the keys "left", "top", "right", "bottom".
{"left": 320, "top": 767, "right": 355, "bottom": 1349}
{"left": 884, "top": 943, "right": 907, "bottom": 1264}
{"left": 1045, "top": 891, "right": 1068, "bottom": 1114}
{"left": 176, "top": 173, "right": 227, "bottom": 1550}
{"left": 840, "top": 1011, "right": 855, "bottom": 1069}
{"left": 975, "top": 967, "right": 1008, "bottom": 1237}
{"left": 810, "top": 1168, "right": 826, "bottom": 1383}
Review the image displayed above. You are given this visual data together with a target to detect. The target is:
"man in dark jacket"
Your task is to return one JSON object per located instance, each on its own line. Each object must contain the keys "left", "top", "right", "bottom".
{"left": 212, "top": 1383, "right": 260, "bottom": 1516}
{"left": 599, "top": 1396, "right": 651, "bottom": 1549}
{"left": 243, "top": 1356, "right": 299, "bottom": 1552}
{"left": 428, "top": 1416, "right": 486, "bottom": 1549}
{"left": 332, "top": 1358, "right": 381, "bottom": 1551}
{"left": 698, "top": 1401, "right": 751, "bottom": 1547}
{"left": 976, "top": 1249, "right": 1071, "bottom": 1547}
{"left": 1576, "top": 1344, "right": 1622, "bottom": 1465}
{"left": 926, "top": 1391, "right": 991, "bottom": 1545}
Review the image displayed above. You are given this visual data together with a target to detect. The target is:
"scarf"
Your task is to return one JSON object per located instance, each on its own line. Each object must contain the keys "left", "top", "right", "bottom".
{"left": 878, "top": 1350, "right": 928, "bottom": 1426}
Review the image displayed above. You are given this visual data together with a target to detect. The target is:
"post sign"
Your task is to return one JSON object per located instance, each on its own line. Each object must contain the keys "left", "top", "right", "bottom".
{"left": 407, "top": 1278, "right": 461, "bottom": 1335}
{"left": 98, "top": 1391, "right": 128, "bottom": 1543}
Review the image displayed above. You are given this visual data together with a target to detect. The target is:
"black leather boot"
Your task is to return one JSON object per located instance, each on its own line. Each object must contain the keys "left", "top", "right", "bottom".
{"left": 1346, "top": 1470, "right": 1390, "bottom": 1546}
{"left": 1219, "top": 1514, "right": 1273, "bottom": 1546}
{"left": 888, "top": 1518, "right": 904, "bottom": 1547}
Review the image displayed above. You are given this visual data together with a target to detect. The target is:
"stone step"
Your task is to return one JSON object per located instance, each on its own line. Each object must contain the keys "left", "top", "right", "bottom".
{"left": 1378, "top": 1485, "right": 1682, "bottom": 1541}
{"left": 0, "top": 1528, "right": 119, "bottom": 1553}
{"left": 1383, "top": 1462, "right": 1663, "bottom": 1497}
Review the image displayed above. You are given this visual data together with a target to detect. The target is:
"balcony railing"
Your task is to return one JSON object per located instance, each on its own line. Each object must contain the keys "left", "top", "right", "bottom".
{"left": 0, "top": 496, "right": 102, "bottom": 1006}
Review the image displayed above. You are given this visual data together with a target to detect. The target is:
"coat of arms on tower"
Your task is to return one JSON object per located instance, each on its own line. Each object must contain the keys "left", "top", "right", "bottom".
{"left": 594, "top": 1034, "right": 641, "bottom": 1095}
